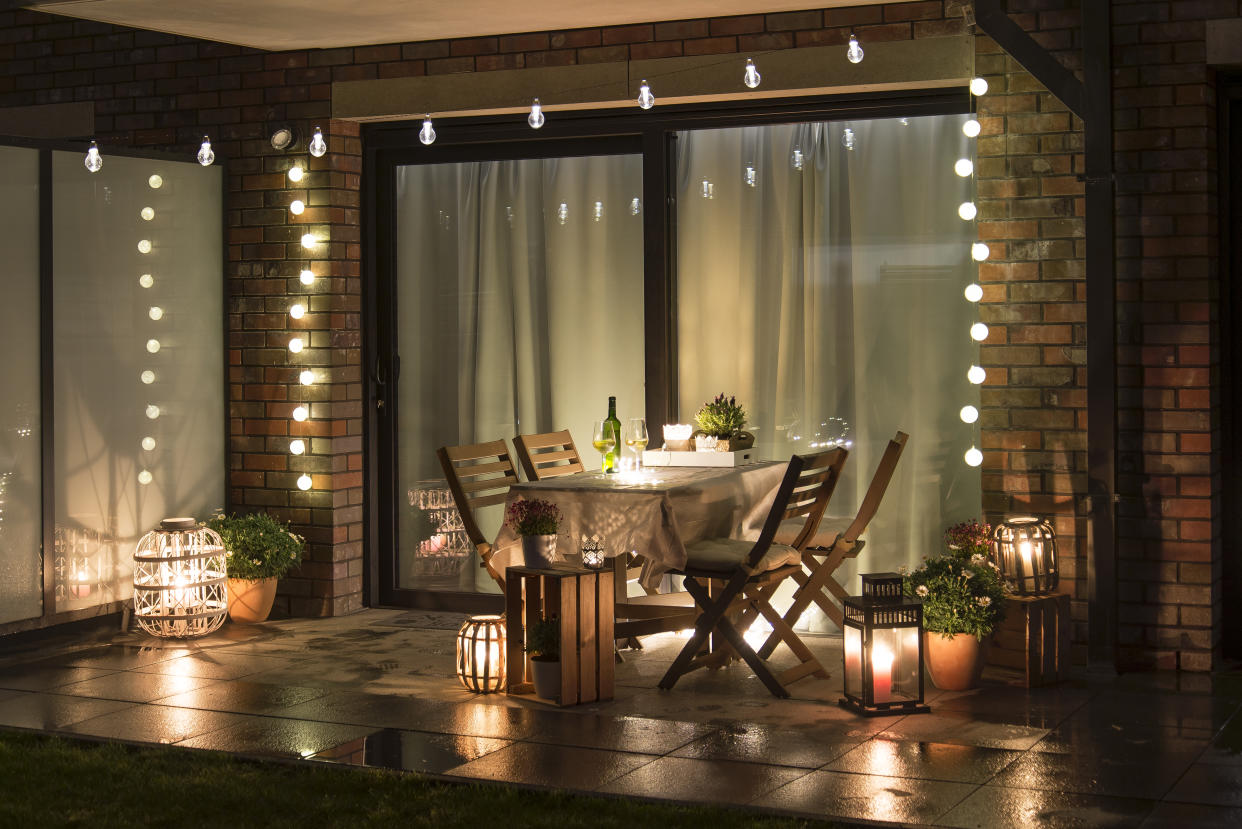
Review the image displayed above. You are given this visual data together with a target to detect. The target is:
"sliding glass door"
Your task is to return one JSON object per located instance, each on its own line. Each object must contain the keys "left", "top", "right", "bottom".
{"left": 389, "top": 151, "right": 645, "bottom": 605}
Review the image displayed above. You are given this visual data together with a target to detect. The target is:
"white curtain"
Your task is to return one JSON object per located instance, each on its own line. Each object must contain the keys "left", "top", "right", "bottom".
{"left": 396, "top": 154, "right": 646, "bottom": 592}
{"left": 675, "top": 116, "right": 982, "bottom": 629}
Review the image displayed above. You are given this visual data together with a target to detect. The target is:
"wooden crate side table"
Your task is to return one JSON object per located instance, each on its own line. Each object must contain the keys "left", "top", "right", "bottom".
{"left": 987, "top": 592, "right": 1070, "bottom": 687}
{"left": 505, "top": 566, "right": 615, "bottom": 706}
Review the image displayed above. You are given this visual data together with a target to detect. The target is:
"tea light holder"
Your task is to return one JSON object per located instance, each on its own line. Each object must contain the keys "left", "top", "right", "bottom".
{"left": 580, "top": 539, "right": 607, "bottom": 569}
{"left": 663, "top": 423, "right": 693, "bottom": 452}
{"left": 992, "top": 516, "right": 1058, "bottom": 595}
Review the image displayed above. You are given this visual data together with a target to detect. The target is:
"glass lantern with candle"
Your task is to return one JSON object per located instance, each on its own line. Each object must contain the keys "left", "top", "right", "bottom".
{"left": 992, "top": 516, "right": 1058, "bottom": 595}
{"left": 840, "top": 573, "right": 930, "bottom": 716}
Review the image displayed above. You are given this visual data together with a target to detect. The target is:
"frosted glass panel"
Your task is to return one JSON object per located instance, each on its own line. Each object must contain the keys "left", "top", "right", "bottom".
{"left": 395, "top": 154, "right": 645, "bottom": 593}
{"left": 0, "top": 146, "right": 43, "bottom": 624}
{"left": 676, "top": 116, "right": 981, "bottom": 617}
{"left": 53, "top": 151, "right": 225, "bottom": 613}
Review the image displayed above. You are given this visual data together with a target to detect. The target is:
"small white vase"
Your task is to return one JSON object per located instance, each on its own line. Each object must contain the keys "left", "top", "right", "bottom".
{"left": 695, "top": 435, "right": 718, "bottom": 452}
{"left": 521, "top": 534, "right": 557, "bottom": 569}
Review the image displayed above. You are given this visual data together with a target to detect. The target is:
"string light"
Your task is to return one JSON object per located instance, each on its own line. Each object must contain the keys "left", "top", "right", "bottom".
{"left": 289, "top": 302, "right": 306, "bottom": 319}
{"left": 290, "top": 199, "right": 305, "bottom": 215}
{"left": 419, "top": 115, "right": 436, "bottom": 145}
{"left": 846, "top": 33, "right": 864, "bottom": 64}
{"left": 197, "top": 135, "right": 215, "bottom": 166}
{"left": 141, "top": 207, "right": 155, "bottom": 221}
{"left": 968, "top": 365, "right": 986, "bottom": 384}
{"left": 965, "top": 446, "right": 983, "bottom": 467}
{"left": 288, "top": 337, "right": 304, "bottom": 353}
{"left": 637, "top": 80, "right": 654, "bottom": 110}
{"left": 958, "top": 202, "right": 977, "bottom": 221}
{"left": 85, "top": 140, "right": 102, "bottom": 173}
{"left": 149, "top": 306, "right": 164, "bottom": 320}
{"left": 970, "top": 77, "right": 989, "bottom": 96}
{"left": 140, "top": 370, "right": 155, "bottom": 384}
{"left": 299, "top": 269, "right": 315, "bottom": 285}
{"left": 146, "top": 338, "right": 161, "bottom": 353}
{"left": 743, "top": 58, "right": 761, "bottom": 89}
{"left": 290, "top": 439, "right": 306, "bottom": 455}
{"left": 964, "top": 284, "right": 983, "bottom": 302}
{"left": 297, "top": 474, "right": 312, "bottom": 491}
{"left": 288, "top": 164, "right": 304, "bottom": 182}
{"left": 527, "top": 98, "right": 545, "bottom": 129}
{"left": 148, "top": 174, "right": 162, "bottom": 189}
{"left": 960, "top": 405, "right": 979, "bottom": 424}
{"left": 142, "top": 436, "right": 157, "bottom": 451}
{"left": 299, "top": 369, "right": 314, "bottom": 385}
{"left": 972, "top": 242, "right": 991, "bottom": 261}
{"left": 963, "top": 119, "right": 981, "bottom": 138}
{"left": 300, "top": 233, "right": 317, "bottom": 249}
{"left": 970, "top": 323, "right": 989, "bottom": 342}
{"left": 954, "top": 158, "right": 973, "bottom": 177}
{"left": 309, "top": 126, "right": 327, "bottom": 158}
{"left": 292, "top": 406, "right": 308, "bottom": 422}
{"left": 139, "top": 274, "right": 154, "bottom": 288}
{"left": 137, "top": 239, "right": 152, "bottom": 254}
{"left": 145, "top": 404, "right": 160, "bottom": 420}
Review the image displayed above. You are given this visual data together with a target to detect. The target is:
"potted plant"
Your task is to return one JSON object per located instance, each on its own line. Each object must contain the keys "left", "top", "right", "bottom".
{"left": 505, "top": 497, "right": 562, "bottom": 569}
{"left": 206, "top": 512, "right": 304, "bottom": 624}
{"left": 904, "top": 520, "right": 1007, "bottom": 690}
{"left": 694, "top": 393, "right": 754, "bottom": 451}
{"left": 526, "top": 616, "right": 561, "bottom": 701}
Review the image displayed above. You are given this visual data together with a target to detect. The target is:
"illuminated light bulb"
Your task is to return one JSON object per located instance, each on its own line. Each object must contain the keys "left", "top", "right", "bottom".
{"left": 145, "top": 404, "right": 160, "bottom": 420}
{"left": 630, "top": 197, "right": 641, "bottom": 215}
{"left": 792, "top": 148, "right": 804, "bottom": 170}
{"left": 139, "top": 274, "right": 154, "bottom": 288}
{"left": 309, "top": 126, "right": 327, "bottom": 158}
{"left": 593, "top": 201, "right": 604, "bottom": 222}
{"left": 146, "top": 338, "right": 161, "bottom": 353}
{"left": 968, "top": 365, "right": 986, "bottom": 384}
{"left": 743, "top": 58, "right": 761, "bottom": 89}
{"left": 290, "top": 199, "right": 305, "bottom": 215}
{"left": 296, "top": 474, "right": 312, "bottom": 491}
{"left": 970, "top": 322, "right": 990, "bottom": 341}
{"left": 197, "top": 135, "right": 215, "bottom": 166}
{"left": 138, "top": 239, "right": 152, "bottom": 254}
{"left": 141, "top": 436, "right": 156, "bottom": 451}
{"left": 85, "top": 140, "right": 102, "bottom": 173}
{"left": 965, "top": 446, "right": 983, "bottom": 467}
{"left": 292, "top": 405, "right": 308, "bottom": 422}
{"left": 637, "top": 79, "right": 654, "bottom": 110}
{"left": 149, "top": 306, "right": 164, "bottom": 320}
{"left": 140, "top": 206, "right": 155, "bottom": 221}
{"left": 527, "top": 98, "right": 545, "bottom": 129}
{"left": 299, "top": 269, "right": 315, "bottom": 285}
{"left": 288, "top": 164, "right": 304, "bottom": 182}
{"left": 970, "top": 76, "right": 989, "bottom": 96}
{"left": 954, "top": 158, "right": 973, "bottom": 177}
{"left": 557, "top": 203, "right": 568, "bottom": 225}
{"left": 300, "top": 233, "right": 317, "bottom": 249}
{"left": 963, "top": 118, "right": 981, "bottom": 138}
{"left": 148, "top": 174, "right": 163, "bottom": 189}
{"left": 138, "top": 469, "right": 153, "bottom": 485}
{"left": 140, "top": 370, "right": 155, "bottom": 384}
{"left": 299, "top": 369, "right": 314, "bottom": 385}
{"left": 701, "top": 179, "right": 714, "bottom": 199}
{"left": 288, "top": 337, "right": 304, "bottom": 353}
{"left": 972, "top": 242, "right": 991, "bottom": 261}
{"left": 846, "top": 33, "right": 864, "bottom": 64}
{"left": 744, "top": 164, "right": 757, "bottom": 187}
{"left": 290, "top": 302, "right": 306, "bottom": 319}
{"left": 290, "top": 439, "right": 306, "bottom": 455}
{"left": 958, "top": 202, "right": 977, "bottom": 221}
{"left": 964, "top": 283, "right": 983, "bottom": 302}
{"left": 960, "top": 405, "right": 980, "bottom": 424}
{"left": 899, "top": 117, "right": 909, "bottom": 126}
{"left": 842, "top": 128, "right": 856, "bottom": 151}
{"left": 419, "top": 115, "right": 436, "bottom": 145}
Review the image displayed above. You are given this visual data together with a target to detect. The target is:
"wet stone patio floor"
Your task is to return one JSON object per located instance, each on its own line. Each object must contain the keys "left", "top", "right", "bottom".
{"left": 2, "top": 609, "right": 1242, "bottom": 827}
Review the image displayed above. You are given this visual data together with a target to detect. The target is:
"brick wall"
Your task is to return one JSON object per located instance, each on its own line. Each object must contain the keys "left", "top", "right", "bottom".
{"left": 0, "top": 0, "right": 1230, "bottom": 665}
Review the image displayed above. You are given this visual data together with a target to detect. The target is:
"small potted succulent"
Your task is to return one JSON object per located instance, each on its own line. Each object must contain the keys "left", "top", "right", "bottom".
{"left": 504, "top": 497, "right": 562, "bottom": 569}
{"left": 904, "top": 519, "right": 1007, "bottom": 690}
{"left": 525, "top": 616, "right": 561, "bottom": 701}
{"left": 206, "top": 512, "right": 304, "bottom": 624}
{"left": 693, "top": 393, "right": 754, "bottom": 451}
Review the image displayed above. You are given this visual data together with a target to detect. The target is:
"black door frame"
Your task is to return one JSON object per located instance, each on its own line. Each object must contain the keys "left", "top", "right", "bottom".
{"left": 362, "top": 89, "right": 967, "bottom": 611}
{"left": 1220, "top": 75, "right": 1242, "bottom": 659}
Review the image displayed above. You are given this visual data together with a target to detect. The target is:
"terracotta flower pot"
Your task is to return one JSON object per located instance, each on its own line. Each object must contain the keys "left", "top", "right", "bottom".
{"left": 521, "top": 534, "right": 557, "bottom": 569}
{"left": 227, "top": 576, "right": 279, "bottom": 624}
{"left": 924, "top": 630, "right": 989, "bottom": 690}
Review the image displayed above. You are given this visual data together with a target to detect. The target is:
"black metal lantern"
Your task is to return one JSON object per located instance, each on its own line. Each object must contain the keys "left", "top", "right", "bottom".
{"left": 840, "top": 573, "right": 930, "bottom": 716}
{"left": 992, "top": 516, "right": 1058, "bottom": 595}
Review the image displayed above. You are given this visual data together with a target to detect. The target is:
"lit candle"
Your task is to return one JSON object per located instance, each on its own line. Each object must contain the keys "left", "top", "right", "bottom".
{"left": 1018, "top": 538, "right": 1033, "bottom": 568}
{"left": 871, "top": 642, "right": 894, "bottom": 702}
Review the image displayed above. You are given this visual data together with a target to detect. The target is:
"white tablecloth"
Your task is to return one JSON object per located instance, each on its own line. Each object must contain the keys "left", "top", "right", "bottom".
{"left": 492, "top": 462, "right": 788, "bottom": 581}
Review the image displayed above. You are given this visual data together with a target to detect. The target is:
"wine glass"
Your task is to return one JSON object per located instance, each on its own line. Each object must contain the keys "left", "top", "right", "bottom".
{"left": 591, "top": 419, "right": 617, "bottom": 474}
{"left": 624, "top": 418, "right": 649, "bottom": 468}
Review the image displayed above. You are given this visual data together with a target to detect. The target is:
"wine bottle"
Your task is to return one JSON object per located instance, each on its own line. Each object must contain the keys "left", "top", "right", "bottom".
{"left": 604, "top": 396, "right": 622, "bottom": 473}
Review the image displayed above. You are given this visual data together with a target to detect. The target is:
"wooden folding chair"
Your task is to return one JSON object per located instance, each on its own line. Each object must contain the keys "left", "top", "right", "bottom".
{"left": 760, "top": 432, "right": 908, "bottom": 658}
{"left": 513, "top": 429, "right": 585, "bottom": 481}
{"left": 658, "top": 448, "right": 848, "bottom": 698}
{"left": 436, "top": 439, "right": 522, "bottom": 591}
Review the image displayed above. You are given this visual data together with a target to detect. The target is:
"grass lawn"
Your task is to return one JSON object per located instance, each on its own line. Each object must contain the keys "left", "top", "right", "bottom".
{"left": 0, "top": 730, "right": 846, "bottom": 829}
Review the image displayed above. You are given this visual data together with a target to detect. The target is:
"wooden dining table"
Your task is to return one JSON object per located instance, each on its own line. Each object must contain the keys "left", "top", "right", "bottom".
{"left": 490, "top": 462, "right": 789, "bottom": 587}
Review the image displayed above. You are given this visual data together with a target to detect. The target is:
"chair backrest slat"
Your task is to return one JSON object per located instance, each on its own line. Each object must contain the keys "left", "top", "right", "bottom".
{"left": 436, "top": 438, "right": 517, "bottom": 552}
{"left": 514, "top": 429, "right": 585, "bottom": 481}
{"left": 840, "top": 431, "right": 909, "bottom": 544}
{"left": 746, "top": 449, "right": 847, "bottom": 570}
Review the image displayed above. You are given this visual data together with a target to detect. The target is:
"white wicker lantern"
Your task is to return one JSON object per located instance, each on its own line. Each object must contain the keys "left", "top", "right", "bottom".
{"left": 133, "top": 517, "right": 227, "bottom": 638}
{"left": 456, "top": 614, "right": 506, "bottom": 693}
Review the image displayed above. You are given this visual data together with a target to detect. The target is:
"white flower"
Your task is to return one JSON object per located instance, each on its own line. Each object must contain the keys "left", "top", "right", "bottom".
{"left": 915, "top": 585, "right": 929, "bottom": 597}
{"left": 970, "top": 553, "right": 987, "bottom": 565}
{"left": 897, "top": 565, "right": 909, "bottom": 575}
{"left": 961, "top": 569, "right": 973, "bottom": 579}
{"left": 977, "top": 596, "right": 992, "bottom": 607}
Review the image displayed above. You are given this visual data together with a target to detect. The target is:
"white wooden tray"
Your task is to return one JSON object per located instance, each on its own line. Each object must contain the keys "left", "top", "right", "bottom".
{"left": 641, "top": 448, "right": 759, "bottom": 467}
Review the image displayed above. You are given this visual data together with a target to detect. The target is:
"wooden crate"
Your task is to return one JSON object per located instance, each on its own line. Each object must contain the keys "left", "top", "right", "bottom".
{"left": 505, "top": 566, "right": 615, "bottom": 706}
{"left": 987, "top": 591, "right": 1071, "bottom": 687}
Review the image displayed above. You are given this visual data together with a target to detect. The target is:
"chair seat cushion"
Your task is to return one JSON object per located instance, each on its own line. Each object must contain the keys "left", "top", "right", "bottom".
{"left": 773, "top": 516, "right": 852, "bottom": 550}
{"left": 684, "top": 538, "right": 802, "bottom": 576}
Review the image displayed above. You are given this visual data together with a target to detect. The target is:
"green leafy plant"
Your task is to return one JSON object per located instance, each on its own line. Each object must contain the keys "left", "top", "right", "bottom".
{"left": 695, "top": 393, "right": 747, "bottom": 438}
{"left": 904, "top": 521, "right": 1007, "bottom": 640}
{"left": 206, "top": 512, "right": 304, "bottom": 582}
{"left": 504, "top": 497, "right": 561, "bottom": 537}
{"left": 525, "top": 617, "right": 560, "bottom": 661}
